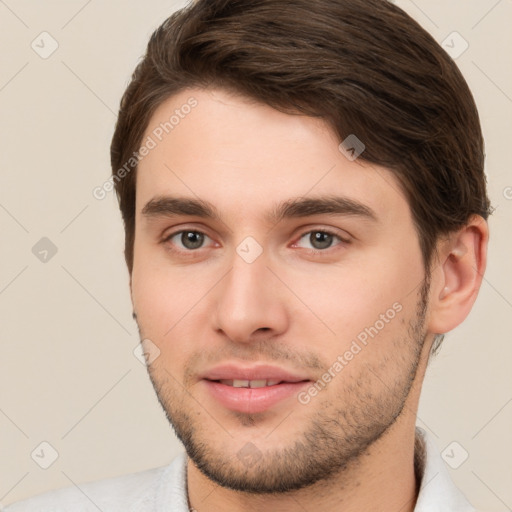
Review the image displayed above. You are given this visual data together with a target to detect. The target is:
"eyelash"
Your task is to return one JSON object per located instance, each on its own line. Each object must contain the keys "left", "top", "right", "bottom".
{"left": 162, "top": 228, "right": 350, "bottom": 255}
{"left": 296, "top": 229, "right": 350, "bottom": 252}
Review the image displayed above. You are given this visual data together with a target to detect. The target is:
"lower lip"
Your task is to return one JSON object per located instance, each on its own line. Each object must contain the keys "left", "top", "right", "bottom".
{"left": 203, "top": 380, "right": 310, "bottom": 414}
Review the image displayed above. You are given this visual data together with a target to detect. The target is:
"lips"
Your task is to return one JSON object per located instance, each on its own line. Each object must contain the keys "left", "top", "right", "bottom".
{"left": 201, "top": 363, "right": 312, "bottom": 413}
{"left": 201, "top": 363, "right": 310, "bottom": 384}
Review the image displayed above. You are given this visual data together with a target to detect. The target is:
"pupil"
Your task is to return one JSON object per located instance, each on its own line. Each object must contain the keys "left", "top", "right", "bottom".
{"left": 311, "top": 231, "right": 332, "bottom": 249}
{"left": 182, "top": 231, "right": 204, "bottom": 249}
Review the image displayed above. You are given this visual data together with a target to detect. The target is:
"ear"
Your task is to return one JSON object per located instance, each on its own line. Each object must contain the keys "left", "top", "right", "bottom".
{"left": 427, "top": 215, "right": 489, "bottom": 334}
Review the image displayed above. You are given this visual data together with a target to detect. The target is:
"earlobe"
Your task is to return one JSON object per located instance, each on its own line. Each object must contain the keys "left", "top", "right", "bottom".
{"left": 428, "top": 215, "right": 488, "bottom": 334}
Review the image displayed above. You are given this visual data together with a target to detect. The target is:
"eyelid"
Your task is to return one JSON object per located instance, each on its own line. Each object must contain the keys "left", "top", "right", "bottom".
{"left": 162, "top": 228, "right": 216, "bottom": 248}
{"left": 162, "top": 223, "right": 214, "bottom": 241}
{"left": 161, "top": 225, "right": 351, "bottom": 253}
{"left": 292, "top": 226, "right": 352, "bottom": 246}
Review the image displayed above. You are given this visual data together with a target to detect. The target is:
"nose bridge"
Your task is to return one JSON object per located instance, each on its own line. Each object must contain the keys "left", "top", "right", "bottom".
{"left": 213, "top": 247, "right": 288, "bottom": 343}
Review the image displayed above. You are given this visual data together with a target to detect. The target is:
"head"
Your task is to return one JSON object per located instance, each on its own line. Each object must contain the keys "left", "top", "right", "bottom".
{"left": 110, "top": 0, "right": 490, "bottom": 495}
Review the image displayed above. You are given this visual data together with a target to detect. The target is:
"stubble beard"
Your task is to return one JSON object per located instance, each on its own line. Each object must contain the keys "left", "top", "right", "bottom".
{"left": 141, "top": 278, "right": 430, "bottom": 494}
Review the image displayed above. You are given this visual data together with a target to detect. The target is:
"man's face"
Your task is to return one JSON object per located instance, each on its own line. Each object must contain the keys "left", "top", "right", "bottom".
{"left": 132, "top": 87, "right": 430, "bottom": 492}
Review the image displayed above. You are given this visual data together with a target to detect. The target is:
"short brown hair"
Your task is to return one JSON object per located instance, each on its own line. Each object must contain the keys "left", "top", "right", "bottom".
{"left": 111, "top": 0, "right": 491, "bottom": 279}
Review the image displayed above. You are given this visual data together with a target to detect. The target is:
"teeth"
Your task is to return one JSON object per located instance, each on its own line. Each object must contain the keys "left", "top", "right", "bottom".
{"left": 219, "top": 379, "right": 282, "bottom": 388}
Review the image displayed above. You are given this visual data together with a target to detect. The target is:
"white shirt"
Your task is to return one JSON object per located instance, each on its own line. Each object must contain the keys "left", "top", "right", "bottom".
{"left": 3, "top": 427, "right": 476, "bottom": 511}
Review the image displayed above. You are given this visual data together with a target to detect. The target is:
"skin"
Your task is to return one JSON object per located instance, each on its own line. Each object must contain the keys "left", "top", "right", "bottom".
{"left": 130, "top": 87, "right": 488, "bottom": 512}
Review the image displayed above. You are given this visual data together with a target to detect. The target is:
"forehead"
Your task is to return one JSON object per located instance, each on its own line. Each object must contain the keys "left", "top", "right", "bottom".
{"left": 135, "top": 87, "right": 410, "bottom": 225}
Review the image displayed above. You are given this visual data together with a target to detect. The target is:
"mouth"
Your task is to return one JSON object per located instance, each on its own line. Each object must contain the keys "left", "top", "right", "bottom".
{"left": 208, "top": 378, "right": 304, "bottom": 388}
{"left": 199, "top": 362, "right": 313, "bottom": 413}
{"left": 202, "top": 378, "right": 311, "bottom": 413}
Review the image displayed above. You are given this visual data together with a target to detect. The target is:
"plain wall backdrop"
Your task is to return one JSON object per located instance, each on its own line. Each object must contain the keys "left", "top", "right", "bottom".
{"left": 0, "top": 0, "right": 511, "bottom": 509}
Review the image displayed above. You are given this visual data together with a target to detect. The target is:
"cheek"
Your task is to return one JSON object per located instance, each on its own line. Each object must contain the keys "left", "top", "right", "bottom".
{"left": 131, "top": 267, "right": 195, "bottom": 375}
{"left": 287, "top": 264, "right": 404, "bottom": 328}
{"left": 132, "top": 271, "right": 191, "bottom": 333}
{"left": 131, "top": 246, "right": 216, "bottom": 343}
{"left": 283, "top": 252, "right": 423, "bottom": 358}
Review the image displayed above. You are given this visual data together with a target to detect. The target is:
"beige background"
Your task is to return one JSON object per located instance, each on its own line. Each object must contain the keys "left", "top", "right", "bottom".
{"left": 0, "top": 0, "right": 511, "bottom": 509}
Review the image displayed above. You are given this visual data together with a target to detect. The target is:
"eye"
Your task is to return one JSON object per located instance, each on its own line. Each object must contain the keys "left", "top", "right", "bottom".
{"left": 163, "top": 230, "right": 213, "bottom": 251}
{"left": 294, "top": 229, "right": 348, "bottom": 251}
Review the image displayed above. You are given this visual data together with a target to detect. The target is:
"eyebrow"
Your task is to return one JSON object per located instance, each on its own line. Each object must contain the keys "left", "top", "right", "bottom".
{"left": 141, "top": 195, "right": 378, "bottom": 225}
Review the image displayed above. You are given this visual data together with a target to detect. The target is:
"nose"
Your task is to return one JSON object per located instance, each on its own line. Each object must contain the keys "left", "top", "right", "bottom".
{"left": 212, "top": 249, "right": 289, "bottom": 344}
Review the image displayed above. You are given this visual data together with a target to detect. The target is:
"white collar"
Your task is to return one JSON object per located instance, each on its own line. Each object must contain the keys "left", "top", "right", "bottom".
{"left": 414, "top": 426, "right": 476, "bottom": 511}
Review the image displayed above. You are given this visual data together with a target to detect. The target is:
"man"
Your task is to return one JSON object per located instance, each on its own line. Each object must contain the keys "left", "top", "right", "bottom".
{"left": 6, "top": 0, "right": 490, "bottom": 510}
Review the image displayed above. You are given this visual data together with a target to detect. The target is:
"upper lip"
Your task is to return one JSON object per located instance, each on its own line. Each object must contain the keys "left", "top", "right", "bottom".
{"left": 201, "top": 363, "right": 312, "bottom": 383}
